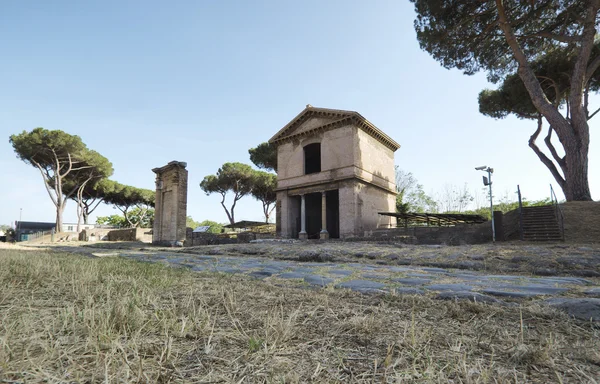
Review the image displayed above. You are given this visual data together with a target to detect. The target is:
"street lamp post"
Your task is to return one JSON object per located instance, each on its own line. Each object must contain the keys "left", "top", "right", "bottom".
{"left": 475, "top": 166, "right": 495, "bottom": 242}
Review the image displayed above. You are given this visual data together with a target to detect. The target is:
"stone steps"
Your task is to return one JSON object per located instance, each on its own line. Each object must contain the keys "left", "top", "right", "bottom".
{"left": 520, "top": 205, "right": 563, "bottom": 241}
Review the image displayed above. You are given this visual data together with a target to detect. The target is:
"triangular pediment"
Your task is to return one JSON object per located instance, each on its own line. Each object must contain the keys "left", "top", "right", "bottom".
{"left": 269, "top": 106, "right": 353, "bottom": 143}
{"left": 269, "top": 105, "right": 401, "bottom": 151}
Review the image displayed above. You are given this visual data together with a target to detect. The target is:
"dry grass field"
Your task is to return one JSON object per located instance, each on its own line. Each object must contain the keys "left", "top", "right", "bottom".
{"left": 1, "top": 247, "right": 599, "bottom": 383}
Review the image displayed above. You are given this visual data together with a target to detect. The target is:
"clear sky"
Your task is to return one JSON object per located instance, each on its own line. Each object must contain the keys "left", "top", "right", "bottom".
{"left": 1, "top": 1, "right": 598, "bottom": 227}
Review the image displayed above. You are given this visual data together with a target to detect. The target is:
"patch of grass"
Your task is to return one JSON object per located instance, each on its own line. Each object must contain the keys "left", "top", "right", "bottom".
{"left": 0, "top": 248, "right": 599, "bottom": 382}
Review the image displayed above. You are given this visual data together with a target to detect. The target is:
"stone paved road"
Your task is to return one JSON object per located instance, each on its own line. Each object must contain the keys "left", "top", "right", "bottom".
{"left": 82, "top": 248, "right": 600, "bottom": 321}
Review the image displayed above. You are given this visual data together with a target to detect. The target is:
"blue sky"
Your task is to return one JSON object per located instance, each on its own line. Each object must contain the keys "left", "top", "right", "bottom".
{"left": 1, "top": 1, "right": 598, "bottom": 227}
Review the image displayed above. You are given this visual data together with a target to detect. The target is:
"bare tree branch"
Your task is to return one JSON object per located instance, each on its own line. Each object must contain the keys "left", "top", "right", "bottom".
{"left": 544, "top": 125, "right": 567, "bottom": 174}
{"left": 32, "top": 160, "right": 58, "bottom": 207}
{"left": 529, "top": 116, "right": 566, "bottom": 189}
{"left": 588, "top": 106, "right": 600, "bottom": 120}
{"left": 521, "top": 31, "right": 581, "bottom": 43}
{"left": 586, "top": 54, "right": 600, "bottom": 84}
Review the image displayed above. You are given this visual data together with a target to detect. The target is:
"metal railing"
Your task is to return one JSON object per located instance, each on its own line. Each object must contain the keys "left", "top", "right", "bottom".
{"left": 550, "top": 184, "right": 565, "bottom": 241}
{"left": 19, "top": 230, "right": 55, "bottom": 242}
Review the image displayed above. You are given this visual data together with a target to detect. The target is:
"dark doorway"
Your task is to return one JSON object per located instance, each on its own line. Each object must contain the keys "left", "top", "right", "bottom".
{"left": 294, "top": 191, "right": 339, "bottom": 239}
{"left": 326, "top": 189, "right": 340, "bottom": 238}
{"left": 304, "top": 143, "right": 321, "bottom": 174}
{"left": 305, "top": 193, "right": 322, "bottom": 239}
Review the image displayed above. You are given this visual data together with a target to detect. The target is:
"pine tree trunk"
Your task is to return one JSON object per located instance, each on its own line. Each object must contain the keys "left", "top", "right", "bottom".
{"left": 563, "top": 139, "right": 592, "bottom": 201}
{"left": 56, "top": 203, "right": 64, "bottom": 233}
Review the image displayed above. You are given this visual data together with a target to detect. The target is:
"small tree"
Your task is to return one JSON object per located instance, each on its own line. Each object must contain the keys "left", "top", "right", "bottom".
{"left": 59, "top": 150, "right": 113, "bottom": 231}
{"left": 96, "top": 214, "right": 127, "bottom": 228}
{"left": 96, "top": 208, "right": 154, "bottom": 228}
{"left": 9, "top": 128, "right": 102, "bottom": 232}
{"left": 251, "top": 171, "right": 277, "bottom": 223}
{"left": 77, "top": 179, "right": 117, "bottom": 225}
{"left": 103, "top": 184, "right": 155, "bottom": 227}
{"left": 395, "top": 167, "right": 437, "bottom": 213}
{"left": 249, "top": 142, "right": 277, "bottom": 172}
{"left": 436, "top": 183, "right": 473, "bottom": 213}
{"left": 200, "top": 162, "right": 254, "bottom": 225}
{"left": 198, "top": 220, "right": 224, "bottom": 234}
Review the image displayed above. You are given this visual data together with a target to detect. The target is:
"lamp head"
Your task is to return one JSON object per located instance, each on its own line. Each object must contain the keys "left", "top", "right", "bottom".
{"left": 475, "top": 166, "right": 487, "bottom": 171}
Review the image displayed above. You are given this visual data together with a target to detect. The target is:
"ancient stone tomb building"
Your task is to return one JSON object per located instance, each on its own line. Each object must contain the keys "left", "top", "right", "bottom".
{"left": 269, "top": 106, "right": 400, "bottom": 239}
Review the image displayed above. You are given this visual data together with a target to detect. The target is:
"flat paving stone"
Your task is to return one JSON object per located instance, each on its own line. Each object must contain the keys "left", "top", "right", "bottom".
{"left": 426, "top": 284, "right": 474, "bottom": 292}
{"left": 481, "top": 289, "right": 545, "bottom": 298}
{"left": 406, "top": 273, "right": 432, "bottom": 278}
{"left": 328, "top": 269, "right": 354, "bottom": 276}
{"left": 393, "top": 278, "right": 433, "bottom": 286}
{"left": 535, "top": 277, "right": 592, "bottom": 286}
{"left": 301, "top": 262, "right": 335, "bottom": 267}
{"left": 393, "top": 287, "right": 425, "bottom": 295}
{"left": 277, "top": 272, "right": 307, "bottom": 279}
{"left": 248, "top": 271, "right": 273, "bottom": 279}
{"left": 361, "top": 273, "right": 388, "bottom": 280}
{"left": 436, "top": 291, "right": 504, "bottom": 304}
{"left": 486, "top": 275, "right": 523, "bottom": 281}
{"left": 584, "top": 288, "right": 600, "bottom": 296}
{"left": 337, "top": 280, "right": 387, "bottom": 293}
{"left": 491, "top": 284, "right": 569, "bottom": 294}
{"left": 447, "top": 274, "right": 490, "bottom": 281}
{"left": 545, "top": 298, "right": 600, "bottom": 322}
{"left": 304, "top": 275, "right": 334, "bottom": 287}
{"left": 194, "top": 256, "right": 217, "bottom": 261}
{"left": 239, "top": 262, "right": 265, "bottom": 269}
{"left": 420, "top": 267, "right": 449, "bottom": 273}
{"left": 215, "top": 267, "right": 242, "bottom": 274}
{"left": 290, "top": 267, "right": 317, "bottom": 274}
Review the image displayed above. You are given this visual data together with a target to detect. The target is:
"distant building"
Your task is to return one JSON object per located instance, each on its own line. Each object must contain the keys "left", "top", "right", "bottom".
{"left": 14, "top": 221, "right": 96, "bottom": 241}
{"left": 269, "top": 106, "right": 400, "bottom": 239}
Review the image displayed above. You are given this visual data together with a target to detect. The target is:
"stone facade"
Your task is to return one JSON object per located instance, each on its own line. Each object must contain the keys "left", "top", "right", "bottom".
{"left": 152, "top": 161, "right": 188, "bottom": 246}
{"left": 269, "top": 106, "right": 400, "bottom": 239}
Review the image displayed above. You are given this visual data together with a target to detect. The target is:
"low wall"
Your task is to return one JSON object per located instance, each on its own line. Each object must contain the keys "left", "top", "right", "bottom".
{"left": 501, "top": 208, "right": 521, "bottom": 241}
{"left": 184, "top": 228, "right": 276, "bottom": 246}
{"left": 79, "top": 228, "right": 113, "bottom": 241}
{"left": 107, "top": 228, "right": 152, "bottom": 242}
{"left": 561, "top": 201, "right": 600, "bottom": 243}
{"left": 370, "top": 222, "right": 492, "bottom": 245}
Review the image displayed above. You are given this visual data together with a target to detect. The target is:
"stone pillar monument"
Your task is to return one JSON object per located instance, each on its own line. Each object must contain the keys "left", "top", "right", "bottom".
{"left": 152, "top": 161, "right": 188, "bottom": 246}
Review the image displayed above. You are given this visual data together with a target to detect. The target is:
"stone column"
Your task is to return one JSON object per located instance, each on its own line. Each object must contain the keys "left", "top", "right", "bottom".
{"left": 152, "top": 161, "right": 188, "bottom": 246}
{"left": 320, "top": 191, "right": 329, "bottom": 239}
{"left": 299, "top": 194, "right": 307, "bottom": 240}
